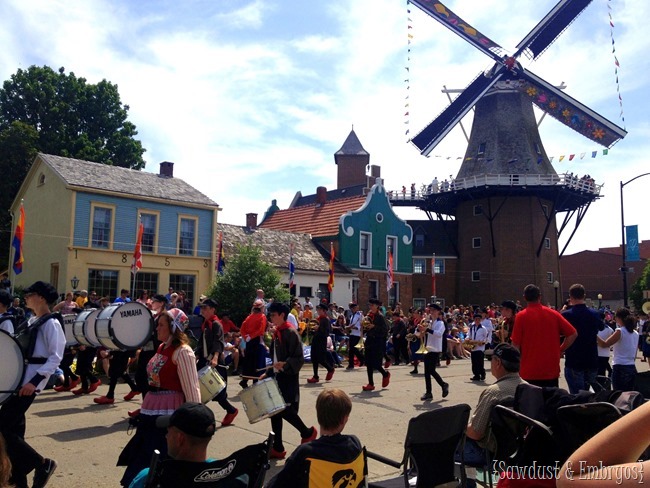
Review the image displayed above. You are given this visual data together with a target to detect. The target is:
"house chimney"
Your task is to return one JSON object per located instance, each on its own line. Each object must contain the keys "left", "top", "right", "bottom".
{"left": 316, "top": 186, "right": 327, "bottom": 205}
{"left": 159, "top": 161, "right": 174, "bottom": 178}
{"left": 246, "top": 213, "right": 258, "bottom": 229}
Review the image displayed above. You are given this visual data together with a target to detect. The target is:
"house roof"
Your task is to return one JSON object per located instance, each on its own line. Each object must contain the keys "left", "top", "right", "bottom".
{"left": 218, "top": 223, "right": 355, "bottom": 275}
{"left": 259, "top": 195, "right": 366, "bottom": 238}
{"left": 408, "top": 220, "right": 459, "bottom": 257}
{"left": 290, "top": 184, "right": 366, "bottom": 208}
{"left": 335, "top": 129, "right": 369, "bottom": 157}
{"left": 39, "top": 153, "right": 218, "bottom": 207}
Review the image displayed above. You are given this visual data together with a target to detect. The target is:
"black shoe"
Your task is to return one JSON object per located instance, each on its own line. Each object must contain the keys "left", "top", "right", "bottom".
{"left": 410, "top": 368, "right": 419, "bottom": 375}
{"left": 480, "top": 376, "right": 486, "bottom": 381}
{"left": 33, "top": 458, "right": 57, "bottom": 488}
{"left": 346, "top": 365, "right": 354, "bottom": 370}
{"left": 239, "top": 380, "right": 248, "bottom": 389}
{"left": 470, "top": 376, "right": 481, "bottom": 381}
{"left": 420, "top": 392, "right": 433, "bottom": 401}
{"left": 442, "top": 383, "right": 449, "bottom": 398}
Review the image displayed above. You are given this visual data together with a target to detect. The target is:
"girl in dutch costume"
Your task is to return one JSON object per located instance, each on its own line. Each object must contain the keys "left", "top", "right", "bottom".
{"left": 118, "top": 311, "right": 200, "bottom": 486}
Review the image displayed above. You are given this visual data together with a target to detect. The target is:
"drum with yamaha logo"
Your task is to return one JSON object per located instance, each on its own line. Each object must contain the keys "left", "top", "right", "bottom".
{"left": 95, "top": 302, "right": 154, "bottom": 351}
{"left": 0, "top": 330, "right": 25, "bottom": 404}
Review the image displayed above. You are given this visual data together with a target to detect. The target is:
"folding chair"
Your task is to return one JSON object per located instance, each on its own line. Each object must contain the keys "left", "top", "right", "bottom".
{"left": 305, "top": 446, "right": 369, "bottom": 488}
{"left": 367, "top": 403, "right": 471, "bottom": 488}
{"left": 145, "top": 432, "right": 274, "bottom": 488}
{"left": 556, "top": 402, "right": 621, "bottom": 461}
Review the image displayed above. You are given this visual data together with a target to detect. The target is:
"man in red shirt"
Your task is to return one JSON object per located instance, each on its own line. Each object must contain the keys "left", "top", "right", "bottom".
{"left": 511, "top": 284, "right": 578, "bottom": 387}
{"left": 238, "top": 299, "right": 268, "bottom": 389}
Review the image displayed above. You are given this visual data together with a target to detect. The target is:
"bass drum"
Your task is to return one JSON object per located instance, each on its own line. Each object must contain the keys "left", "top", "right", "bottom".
{"left": 95, "top": 302, "right": 154, "bottom": 351}
{"left": 0, "top": 330, "right": 25, "bottom": 405}
{"left": 73, "top": 309, "right": 102, "bottom": 348}
{"left": 61, "top": 314, "right": 78, "bottom": 347}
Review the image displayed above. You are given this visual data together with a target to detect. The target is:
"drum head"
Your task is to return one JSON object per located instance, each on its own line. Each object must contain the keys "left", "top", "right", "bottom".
{"left": 83, "top": 309, "right": 102, "bottom": 347}
{"left": 62, "top": 314, "right": 78, "bottom": 347}
{"left": 0, "top": 330, "right": 25, "bottom": 404}
{"left": 97, "top": 302, "right": 153, "bottom": 350}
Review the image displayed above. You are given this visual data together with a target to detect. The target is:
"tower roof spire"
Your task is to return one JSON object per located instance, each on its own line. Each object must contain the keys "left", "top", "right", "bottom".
{"left": 335, "top": 128, "right": 369, "bottom": 157}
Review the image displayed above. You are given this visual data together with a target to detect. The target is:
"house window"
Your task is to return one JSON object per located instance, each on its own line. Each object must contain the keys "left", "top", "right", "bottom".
{"left": 415, "top": 234, "right": 425, "bottom": 248}
{"left": 368, "top": 280, "right": 378, "bottom": 300}
{"left": 434, "top": 258, "right": 445, "bottom": 275}
{"left": 178, "top": 217, "right": 197, "bottom": 256}
{"left": 360, "top": 232, "right": 371, "bottom": 267}
{"left": 413, "top": 258, "right": 426, "bottom": 274}
{"left": 386, "top": 236, "right": 397, "bottom": 270}
{"left": 88, "top": 269, "right": 119, "bottom": 302}
{"left": 169, "top": 274, "right": 196, "bottom": 305}
{"left": 388, "top": 282, "right": 399, "bottom": 308}
{"left": 317, "top": 283, "right": 330, "bottom": 304}
{"left": 547, "top": 272, "right": 553, "bottom": 283}
{"left": 413, "top": 298, "right": 426, "bottom": 310}
{"left": 473, "top": 205, "right": 483, "bottom": 216}
{"left": 545, "top": 238, "right": 551, "bottom": 249}
{"left": 299, "top": 286, "right": 312, "bottom": 298}
{"left": 141, "top": 213, "right": 158, "bottom": 253}
{"left": 477, "top": 142, "right": 486, "bottom": 157}
{"left": 471, "top": 271, "right": 481, "bottom": 282}
{"left": 91, "top": 206, "right": 113, "bottom": 249}
{"left": 472, "top": 237, "right": 481, "bottom": 249}
{"left": 134, "top": 273, "right": 159, "bottom": 296}
{"left": 38, "top": 173, "right": 46, "bottom": 186}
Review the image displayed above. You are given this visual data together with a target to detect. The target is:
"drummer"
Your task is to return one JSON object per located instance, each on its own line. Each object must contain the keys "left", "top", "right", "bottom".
{"left": 264, "top": 302, "right": 317, "bottom": 459}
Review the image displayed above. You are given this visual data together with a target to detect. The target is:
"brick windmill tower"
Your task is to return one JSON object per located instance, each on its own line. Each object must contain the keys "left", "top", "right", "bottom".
{"left": 406, "top": 0, "right": 627, "bottom": 305}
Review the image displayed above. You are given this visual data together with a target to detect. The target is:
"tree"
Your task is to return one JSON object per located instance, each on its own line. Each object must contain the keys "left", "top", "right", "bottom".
{"left": 207, "top": 244, "right": 290, "bottom": 325}
{"left": 0, "top": 65, "right": 146, "bottom": 267}
{"left": 629, "top": 260, "right": 650, "bottom": 311}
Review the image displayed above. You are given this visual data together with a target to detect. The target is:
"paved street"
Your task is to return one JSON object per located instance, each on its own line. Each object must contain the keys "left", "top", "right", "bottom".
{"left": 20, "top": 355, "right": 627, "bottom": 487}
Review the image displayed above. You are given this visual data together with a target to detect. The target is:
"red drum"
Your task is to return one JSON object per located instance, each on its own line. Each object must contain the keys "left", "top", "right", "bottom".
{"left": 73, "top": 309, "right": 102, "bottom": 347}
{"left": 0, "top": 330, "right": 25, "bottom": 404}
{"left": 95, "top": 302, "right": 154, "bottom": 351}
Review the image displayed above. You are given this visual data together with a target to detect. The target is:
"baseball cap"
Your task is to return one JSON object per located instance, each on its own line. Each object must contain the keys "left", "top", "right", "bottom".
{"left": 201, "top": 298, "right": 218, "bottom": 309}
{"left": 156, "top": 402, "right": 216, "bottom": 438}
{"left": 152, "top": 294, "right": 168, "bottom": 304}
{"left": 492, "top": 343, "right": 520, "bottom": 365}
{"left": 24, "top": 281, "right": 59, "bottom": 303}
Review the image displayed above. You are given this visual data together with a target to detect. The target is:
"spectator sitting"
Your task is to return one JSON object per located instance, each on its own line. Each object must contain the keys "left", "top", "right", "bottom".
{"left": 266, "top": 388, "right": 364, "bottom": 488}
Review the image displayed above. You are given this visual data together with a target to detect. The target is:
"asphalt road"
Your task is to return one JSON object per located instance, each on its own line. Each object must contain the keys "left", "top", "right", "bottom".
{"left": 18, "top": 355, "right": 605, "bottom": 487}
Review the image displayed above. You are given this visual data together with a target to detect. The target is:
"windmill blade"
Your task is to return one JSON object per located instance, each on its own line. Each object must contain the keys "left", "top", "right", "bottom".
{"left": 514, "top": 0, "right": 593, "bottom": 60}
{"left": 519, "top": 69, "right": 626, "bottom": 147}
{"left": 410, "top": 0, "right": 505, "bottom": 62}
{"left": 411, "top": 71, "right": 504, "bottom": 156}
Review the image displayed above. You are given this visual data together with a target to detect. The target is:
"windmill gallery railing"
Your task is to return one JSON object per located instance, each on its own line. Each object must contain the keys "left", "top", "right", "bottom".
{"left": 389, "top": 173, "right": 602, "bottom": 201}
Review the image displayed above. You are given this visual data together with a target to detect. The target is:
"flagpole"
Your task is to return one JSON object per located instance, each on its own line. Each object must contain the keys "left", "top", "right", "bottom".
{"left": 8, "top": 208, "right": 15, "bottom": 296}
{"left": 130, "top": 214, "right": 141, "bottom": 300}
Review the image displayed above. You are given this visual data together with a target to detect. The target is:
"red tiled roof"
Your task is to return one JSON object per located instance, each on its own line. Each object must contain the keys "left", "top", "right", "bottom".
{"left": 259, "top": 195, "right": 366, "bottom": 237}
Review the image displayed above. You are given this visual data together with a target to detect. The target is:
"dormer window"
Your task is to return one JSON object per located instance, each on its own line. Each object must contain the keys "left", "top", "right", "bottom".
{"left": 477, "top": 142, "right": 486, "bottom": 157}
{"left": 38, "top": 173, "right": 46, "bottom": 186}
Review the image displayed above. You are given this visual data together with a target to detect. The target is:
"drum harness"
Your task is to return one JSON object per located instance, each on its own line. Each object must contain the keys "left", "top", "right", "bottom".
{"left": 14, "top": 312, "right": 63, "bottom": 365}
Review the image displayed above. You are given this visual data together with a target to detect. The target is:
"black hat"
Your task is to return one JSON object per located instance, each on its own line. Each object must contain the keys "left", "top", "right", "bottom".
{"left": 473, "top": 311, "right": 482, "bottom": 318}
{"left": 369, "top": 298, "right": 382, "bottom": 306}
{"left": 500, "top": 300, "right": 517, "bottom": 313}
{"left": 429, "top": 303, "right": 442, "bottom": 312}
{"left": 24, "top": 281, "right": 58, "bottom": 304}
{"left": 492, "top": 343, "right": 520, "bottom": 365}
{"left": 152, "top": 294, "right": 168, "bottom": 304}
{"left": 0, "top": 290, "right": 12, "bottom": 308}
{"left": 156, "top": 402, "right": 216, "bottom": 438}
{"left": 349, "top": 302, "right": 358, "bottom": 308}
{"left": 316, "top": 303, "right": 328, "bottom": 311}
{"left": 201, "top": 298, "right": 218, "bottom": 309}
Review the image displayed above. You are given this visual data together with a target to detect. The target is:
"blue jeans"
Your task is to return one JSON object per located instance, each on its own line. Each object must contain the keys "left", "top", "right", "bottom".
{"left": 564, "top": 366, "right": 598, "bottom": 394}
{"left": 612, "top": 364, "right": 637, "bottom": 391}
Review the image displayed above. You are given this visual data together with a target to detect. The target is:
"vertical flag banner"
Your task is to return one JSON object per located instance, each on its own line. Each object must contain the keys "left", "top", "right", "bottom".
{"left": 216, "top": 232, "right": 225, "bottom": 274}
{"left": 12, "top": 203, "right": 25, "bottom": 275}
{"left": 387, "top": 249, "right": 394, "bottom": 292}
{"left": 431, "top": 254, "right": 437, "bottom": 297}
{"left": 328, "top": 242, "right": 335, "bottom": 293}
{"left": 131, "top": 221, "right": 143, "bottom": 275}
{"left": 626, "top": 225, "right": 640, "bottom": 262}
{"left": 289, "top": 243, "right": 295, "bottom": 288}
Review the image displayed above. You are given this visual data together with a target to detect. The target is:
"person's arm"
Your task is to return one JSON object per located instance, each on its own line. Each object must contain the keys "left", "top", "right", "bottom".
{"left": 560, "top": 332, "right": 578, "bottom": 353}
{"left": 174, "top": 345, "right": 201, "bottom": 403}
{"left": 282, "top": 330, "right": 304, "bottom": 374}
{"left": 557, "top": 401, "right": 650, "bottom": 486}
{"left": 598, "top": 329, "right": 621, "bottom": 348}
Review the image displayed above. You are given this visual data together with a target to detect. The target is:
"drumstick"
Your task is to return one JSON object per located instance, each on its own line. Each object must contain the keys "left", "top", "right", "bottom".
{"left": 239, "top": 375, "right": 262, "bottom": 380}
{"left": 256, "top": 366, "right": 273, "bottom": 372}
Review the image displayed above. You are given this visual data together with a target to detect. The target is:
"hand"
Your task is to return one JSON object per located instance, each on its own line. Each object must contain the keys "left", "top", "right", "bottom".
{"left": 274, "top": 361, "right": 286, "bottom": 372}
{"left": 210, "top": 358, "right": 218, "bottom": 367}
{"left": 19, "top": 383, "right": 37, "bottom": 396}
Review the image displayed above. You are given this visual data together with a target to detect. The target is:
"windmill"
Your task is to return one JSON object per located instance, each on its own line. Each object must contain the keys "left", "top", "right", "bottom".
{"left": 400, "top": 0, "right": 627, "bottom": 305}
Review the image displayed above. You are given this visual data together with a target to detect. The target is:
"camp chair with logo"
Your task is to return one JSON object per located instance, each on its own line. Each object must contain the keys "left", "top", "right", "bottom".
{"left": 144, "top": 432, "right": 273, "bottom": 488}
{"left": 305, "top": 446, "right": 368, "bottom": 488}
{"left": 367, "top": 403, "right": 471, "bottom": 488}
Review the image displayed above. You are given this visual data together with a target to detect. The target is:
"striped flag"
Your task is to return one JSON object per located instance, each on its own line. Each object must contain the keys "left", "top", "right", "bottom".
{"left": 386, "top": 249, "right": 394, "bottom": 292}
{"left": 131, "top": 221, "right": 143, "bottom": 275}
{"left": 327, "top": 242, "right": 335, "bottom": 292}
{"left": 12, "top": 203, "right": 25, "bottom": 275}
{"left": 216, "top": 232, "right": 225, "bottom": 275}
{"left": 289, "top": 243, "right": 295, "bottom": 288}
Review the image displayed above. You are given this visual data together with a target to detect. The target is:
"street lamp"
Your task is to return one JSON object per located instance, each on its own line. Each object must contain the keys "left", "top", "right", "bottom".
{"left": 71, "top": 276, "right": 79, "bottom": 291}
{"left": 597, "top": 293, "right": 603, "bottom": 309}
{"left": 553, "top": 280, "right": 560, "bottom": 309}
{"left": 620, "top": 173, "right": 650, "bottom": 307}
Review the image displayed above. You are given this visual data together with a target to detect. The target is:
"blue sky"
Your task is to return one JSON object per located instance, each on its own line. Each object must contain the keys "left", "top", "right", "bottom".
{"left": 1, "top": 0, "right": 648, "bottom": 255}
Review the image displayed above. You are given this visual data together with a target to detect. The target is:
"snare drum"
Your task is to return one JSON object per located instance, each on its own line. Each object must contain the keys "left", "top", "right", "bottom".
{"left": 0, "top": 330, "right": 25, "bottom": 405}
{"left": 95, "top": 302, "right": 153, "bottom": 350}
{"left": 239, "top": 377, "right": 287, "bottom": 424}
{"left": 198, "top": 366, "right": 226, "bottom": 404}
{"left": 61, "top": 314, "right": 78, "bottom": 347}
{"left": 73, "top": 309, "right": 101, "bottom": 347}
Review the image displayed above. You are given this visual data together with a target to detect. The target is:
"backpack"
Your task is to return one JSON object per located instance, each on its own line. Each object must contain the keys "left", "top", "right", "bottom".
{"left": 0, "top": 312, "right": 17, "bottom": 333}
{"left": 13, "top": 312, "right": 62, "bottom": 364}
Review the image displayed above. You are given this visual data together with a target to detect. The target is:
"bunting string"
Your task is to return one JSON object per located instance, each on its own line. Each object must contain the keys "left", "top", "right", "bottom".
{"left": 607, "top": 0, "right": 625, "bottom": 129}
{"left": 423, "top": 148, "right": 611, "bottom": 164}
{"left": 405, "top": 0, "right": 412, "bottom": 141}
